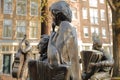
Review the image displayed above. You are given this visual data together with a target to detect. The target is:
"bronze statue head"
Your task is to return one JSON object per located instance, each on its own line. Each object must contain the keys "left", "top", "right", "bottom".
{"left": 37, "top": 35, "right": 49, "bottom": 54}
{"left": 92, "top": 32, "right": 102, "bottom": 50}
{"left": 92, "top": 39, "right": 102, "bottom": 50}
{"left": 49, "top": 1, "right": 72, "bottom": 26}
{"left": 25, "top": 40, "right": 30, "bottom": 46}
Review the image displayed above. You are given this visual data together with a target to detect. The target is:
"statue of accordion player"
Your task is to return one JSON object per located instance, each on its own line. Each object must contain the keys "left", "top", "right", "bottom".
{"left": 81, "top": 50, "right": 103, "bottom": 80}
{"left": 81, "top": 38, "right": 114, "bottom": 80}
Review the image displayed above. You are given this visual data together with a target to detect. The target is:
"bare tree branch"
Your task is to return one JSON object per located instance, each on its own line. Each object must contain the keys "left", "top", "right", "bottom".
{"left": 107, "top": 0, "right": 116, "bottom": 11}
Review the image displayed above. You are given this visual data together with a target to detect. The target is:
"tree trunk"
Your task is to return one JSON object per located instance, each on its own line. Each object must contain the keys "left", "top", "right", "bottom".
{"left": 41, "top": 0, "right": 49, "bottom": 35}
{"left": 107, "top": 0, "right": 120, "bottom": 76}
{"left": 112, "top": 8, "right": 120, "bottom": 77}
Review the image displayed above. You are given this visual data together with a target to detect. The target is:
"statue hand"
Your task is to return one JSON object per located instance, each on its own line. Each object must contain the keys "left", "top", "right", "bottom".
{"left": 89, "top": 63, "right": 96, "bottom": 68}
{"left": 87, "top": 63, "right": 96, "bottom": 73}
{"left": 95, "top": 63, "right": 101, "bottom": 67}
{"left": 48, "top": 64, "right": 53, "bottom": 69}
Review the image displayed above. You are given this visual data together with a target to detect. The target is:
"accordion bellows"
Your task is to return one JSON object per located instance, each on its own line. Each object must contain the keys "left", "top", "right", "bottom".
{"left": 81, "top": 50, "right": 103, "bottom": 73}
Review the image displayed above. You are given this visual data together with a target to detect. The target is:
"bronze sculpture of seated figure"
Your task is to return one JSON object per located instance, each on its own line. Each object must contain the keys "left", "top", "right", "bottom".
{"left": 28, "top": 34, "right": 70, "bottom": 80}
{"left": 81, "top": 38, "right": 114, "bottom": 80}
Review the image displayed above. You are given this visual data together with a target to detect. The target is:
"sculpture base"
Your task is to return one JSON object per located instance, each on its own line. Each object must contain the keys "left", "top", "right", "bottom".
{"left": 28, "top": 60, "right": 70, "bottom": 80}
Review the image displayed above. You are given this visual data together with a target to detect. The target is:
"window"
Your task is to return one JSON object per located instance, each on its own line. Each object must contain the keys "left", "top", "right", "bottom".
{"left": 83, "top": 46, "right": 90, "bottom": 50}
{"left": 14, "top": 46, "right": 18, "bottom": 51}
{"left": 16, "top": 20, "right": 26, "bottom": 38}
{"left": 103, "top": 46, "right": 110, "bottom": 53}
{"left": 71, "top": 7, "right": 77, "bottom": 20}
{"left": 3, "top": 19, "right": 12, "bottom": 38}
{"left": 82, "top": 7, "right": 88, "bottom": 19}
{"left": 102, "top": 27, "right": 106, "bottom": 37}
{"left": 30, "top": 0, "right": 38, "bottom": 16}
{"left": 90, "top": 8, "right": 98, "bottom": 24}
{"left": 29, "top": 21, "right": 38, "bottom": 38}
{"left": 3, "top": 54, "right": 11, "bottom": 74}
{"left": 91, "top": 27, "right": 99, "bottom": 41}
{"left": 83, "top": 27, "right": 89, "bottom": 37}
{"left": 2, "top": 45, "right": 12, "bottom": 52}
{"left": 91, "top": 27, "right": 99, "bottom": 35}
{"left": 2, "top": 45, "right": 9, "bottom": 51}
{"left": 99, "top": 0, "right": 104, "bottom": 4}
{"left": 89, "top": 0, "right": 98, "bottom": 7}
{"left": 100, "top": 9, "right": 105, "bottom": 21}
{"left": 4, "top": 0, "right": 12, "bottom": 14}
{"left": 16, "top": 0, "right": 27, "bottom": 15}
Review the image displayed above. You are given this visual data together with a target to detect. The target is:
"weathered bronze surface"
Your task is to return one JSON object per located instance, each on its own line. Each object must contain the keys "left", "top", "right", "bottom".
{"left": 28, "top": 60, "right": 70, "bottom": 80}
{"left": 48, "top": 1, "right": 79, "bottom": 80}
{"left": 29, "top": 1, "right": 79, "bottom": 80}
{"left": 12, "top": 35, "right": 32, "bottom": 80}
{"left": 37, "top": 35, "right": 49, "bottom": 61}
{"left": 81, "top": 37, "right": 114, "bottom": 80}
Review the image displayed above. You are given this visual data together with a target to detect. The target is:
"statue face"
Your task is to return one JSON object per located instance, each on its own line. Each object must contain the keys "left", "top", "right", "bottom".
{"left": 38, "top": 37, "right": 49, "bottom": 53}
{"left": 92, "top": 42, "right": 102, "bottom": 50}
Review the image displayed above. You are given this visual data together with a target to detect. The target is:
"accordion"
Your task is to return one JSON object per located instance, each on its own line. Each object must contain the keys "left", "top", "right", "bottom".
{"left": 81, "top": 50, "right": 103, "bottom": 74}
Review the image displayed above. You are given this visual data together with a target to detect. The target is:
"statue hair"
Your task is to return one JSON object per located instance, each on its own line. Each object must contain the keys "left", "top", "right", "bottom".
{"left": 49, "top": 1, "right": 72, "bottom": 23}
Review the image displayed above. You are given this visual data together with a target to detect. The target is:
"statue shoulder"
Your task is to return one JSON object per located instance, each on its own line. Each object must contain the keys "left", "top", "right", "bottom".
{"left": 100, "top": 49, "right": 113, "bottom": 61}
{"left": 59, "top": 21, "right": 72, "bottom": 31}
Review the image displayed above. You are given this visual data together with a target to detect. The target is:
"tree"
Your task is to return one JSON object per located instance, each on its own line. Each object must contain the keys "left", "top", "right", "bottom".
{"left": 40, "top": 0, "right": 50, "bottom": 35}
{"left": 107, "top": 0, "right": 120, "bottom": 77}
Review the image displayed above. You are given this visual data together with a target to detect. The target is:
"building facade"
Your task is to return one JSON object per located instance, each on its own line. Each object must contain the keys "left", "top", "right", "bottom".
{"left": 79, "top": 0, "right": 112, "bottom": 54}
{"left": 0, "top": 0, "right": 42, "bottom": 74}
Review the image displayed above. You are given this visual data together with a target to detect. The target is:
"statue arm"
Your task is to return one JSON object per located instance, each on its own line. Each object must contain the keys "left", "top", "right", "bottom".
{"left": 59, "top": 21, "right": 80, "bottom": 80}
{"left": 19, "top": 35, "right": 32, "bottom": 54}
{"left": 91, "top": 60, "right": 114, "bottom": 68}
{"left": 90, "top": 50, "right": 114, "bottom": 68}
{"left": 19, "top": 35, "right": 26, "bottom": 53}
{"left": 22, "top": 45, "right": 32, "bottom": 54}
{"left": 96, "top": 51, "right": 114, "bottom": 67}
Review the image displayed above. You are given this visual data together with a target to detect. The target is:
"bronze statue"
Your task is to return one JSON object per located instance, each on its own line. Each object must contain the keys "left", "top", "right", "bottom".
{"left": 48, "top": 1, "right": 80, "bottom": 80}
{"left": 37, "top": 35, "right": 49, "bottom": 61}
{"left": 28, "top": 34, "right": 69, "bottom": 80}
{"left": 12, "top": 35, "right": 32, "bottom": 80}
{"left": 81, "top": 37, "right": 114, "bottom": 80}
{"left": 28, "top": 1, "right": 80, "bottom": 80}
